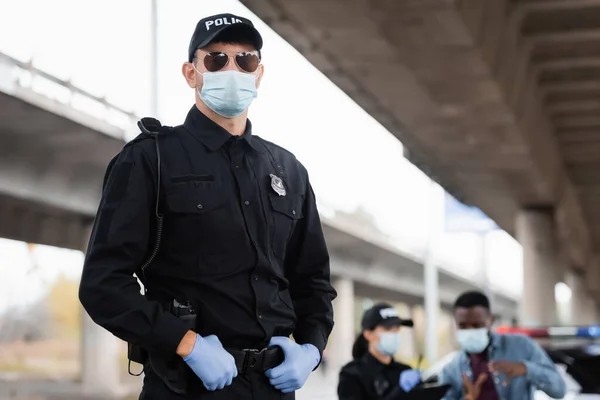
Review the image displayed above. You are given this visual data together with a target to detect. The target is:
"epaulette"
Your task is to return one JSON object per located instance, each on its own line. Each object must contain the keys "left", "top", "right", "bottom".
{"left": 138, "top": 117, "right": 163, "bottom": 134}
{"left": 124, "top": 132, "right": 154, "bottom": 147}
{"left": 123, "top": 117, "right": 165, "bottom": 148}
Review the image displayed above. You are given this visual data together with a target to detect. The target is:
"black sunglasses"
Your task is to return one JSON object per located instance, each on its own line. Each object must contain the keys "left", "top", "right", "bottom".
{"left": 200, "top": 51, "right": 261, "bottom": 73}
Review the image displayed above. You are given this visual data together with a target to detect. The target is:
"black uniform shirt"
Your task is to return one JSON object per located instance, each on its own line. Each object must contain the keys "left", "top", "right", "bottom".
{"left": 338, "top": 353, "right": 414, "bottom": 400}
{"left": 79, "top": 105, "right": 336, "bottom": 357}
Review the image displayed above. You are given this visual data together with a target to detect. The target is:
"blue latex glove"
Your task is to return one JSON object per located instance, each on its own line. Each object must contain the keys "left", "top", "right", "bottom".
{"left": 265, "top": 336, "right": 320, "bottom": 393}
{"left": 399, "top": 369, "right": 421, "bottom": 392}
{"left": 182, "top": 334, "right": 238, "bottom": 391}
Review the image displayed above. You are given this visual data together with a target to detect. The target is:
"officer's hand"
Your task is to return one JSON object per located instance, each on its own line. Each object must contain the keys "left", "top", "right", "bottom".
{"left": 182, "top": 334, "right": 238, "bottom": 391}
{"left": 265, "top": 336, "right": 320, "bottom": 393}
{"left": 399, "top": 369, "right": 421, "bottom": 392}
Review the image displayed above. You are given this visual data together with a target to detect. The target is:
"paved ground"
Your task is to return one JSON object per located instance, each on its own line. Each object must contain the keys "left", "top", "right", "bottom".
{"left": 297, "top": 370, "right": 337, "bottom": 400}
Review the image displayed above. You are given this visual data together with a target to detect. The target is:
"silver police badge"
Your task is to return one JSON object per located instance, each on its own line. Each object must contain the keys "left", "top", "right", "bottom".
{"left": 269, "top": 173, "right": 286, "bottom": 196}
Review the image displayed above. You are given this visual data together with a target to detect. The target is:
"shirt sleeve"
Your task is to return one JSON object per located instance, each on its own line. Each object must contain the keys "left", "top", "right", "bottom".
{"left": 78, "top": 142, "right": 189, "bottom": 357}
{"left": 523, "top": 337, "right": 567, "bottom": 398}
{"left": 381, "top": 365, "right": 418, "bottom": 400}
{"left": 286, "top": 172, "right": 337, "bottom": 360}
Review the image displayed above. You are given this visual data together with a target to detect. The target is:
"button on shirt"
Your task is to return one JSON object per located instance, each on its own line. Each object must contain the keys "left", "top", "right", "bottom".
{"left": 79, "top": 105, "right": 336, "bottom": 359}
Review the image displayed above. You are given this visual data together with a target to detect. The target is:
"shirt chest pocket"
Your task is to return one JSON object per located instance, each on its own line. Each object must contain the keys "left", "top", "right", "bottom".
{"left": 165, "top": 185, "right": 245, "bottom": 257}
{"left": 269, "top": 193, "right": 304, "bottom": 258}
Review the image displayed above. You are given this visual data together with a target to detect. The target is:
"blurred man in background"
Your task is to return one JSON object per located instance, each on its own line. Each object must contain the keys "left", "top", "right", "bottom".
{"left": 439, "top": 291, "right": 566, "bottom": 400}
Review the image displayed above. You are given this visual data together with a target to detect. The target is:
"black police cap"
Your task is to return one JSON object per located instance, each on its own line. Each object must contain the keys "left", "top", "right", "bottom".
{"left": 188, "top": 13, "right": 263, "bottom": 62}
{"left": 361, "top": 303, "right": 414, "bottom": 331}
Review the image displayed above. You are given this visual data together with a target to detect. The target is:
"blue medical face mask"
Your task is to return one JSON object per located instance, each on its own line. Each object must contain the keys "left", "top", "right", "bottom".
{"left": 195, "top": 69, "right": 258, "bottom": 118}
{"left": 376, "top": 332, "right": 402, "bottom": 357}
{"left": 456, "top": 328, "right": 490, "bottom": 354}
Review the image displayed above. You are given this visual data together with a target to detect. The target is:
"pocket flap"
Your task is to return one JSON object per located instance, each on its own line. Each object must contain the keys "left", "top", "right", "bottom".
{"left": 170, "top": 174, "right": 215, "bottom": 184}
{"left": 269, "top": 194, "right": 304, "bottom": 220}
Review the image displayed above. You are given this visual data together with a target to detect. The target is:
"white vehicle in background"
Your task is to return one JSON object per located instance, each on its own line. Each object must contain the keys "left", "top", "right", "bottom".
{"left": 421, "top": 326, "right": 600, "bottom": 400}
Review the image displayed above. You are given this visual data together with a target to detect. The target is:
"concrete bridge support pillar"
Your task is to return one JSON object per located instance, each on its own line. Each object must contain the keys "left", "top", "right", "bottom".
{"left": 328, "top": 277, "right": 355, "bottom": 378}
{"left": 586, "top": 260, "right": 600, "bottom": 324}
{"left": 565, "top": 270, "right": 596, "bottom": 325}
{"left": 516, "top": 208, "right": 559, "bottom": 327}
{"left": 80, "top": 224, "right": 122, "bottom": 397}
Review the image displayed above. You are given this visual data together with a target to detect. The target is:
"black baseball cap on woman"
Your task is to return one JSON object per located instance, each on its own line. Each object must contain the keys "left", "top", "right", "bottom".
{"left": 188, "top": 13, "right": 263, "bottom": 62}
{"left": 352, "top": 303, "right": 413, "bottom": 360}
{"left": 361, "top": 303, "right": 414, "bottom": 331}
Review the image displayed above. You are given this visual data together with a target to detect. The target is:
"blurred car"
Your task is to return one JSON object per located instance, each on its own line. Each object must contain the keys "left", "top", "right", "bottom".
{"left": 421, "top": 325, "right": 600, "bottom": 400}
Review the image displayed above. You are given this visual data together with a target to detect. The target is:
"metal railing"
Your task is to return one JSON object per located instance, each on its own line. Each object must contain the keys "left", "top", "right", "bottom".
{"left": 0, "top": 51, "right": 138, "bottom": 135}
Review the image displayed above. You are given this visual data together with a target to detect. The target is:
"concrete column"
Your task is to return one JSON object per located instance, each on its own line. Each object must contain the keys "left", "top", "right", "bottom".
{"left": 438, "top": 310, "right": 454, "bottom": 358}
{"left": 476, "top": 233, "right": 494, "bottom": 308}
{"left": 587, "top": 298, "right": 596, "bottom": 322}
{"left": 81, "top": 310, "right": 122, "bottom": 395}
{"left": 80, "top": 223, "right": 122, "bottom": 396}
{"left": 565, "top": 270, "right": 595, "bottom": 325}
{"left": 516, "top": 208, "right": 559, "bottom": 327}
{"left": 447, "top": 310, "right": 457, "bottom": 352}
{"left": 587, "top": 258, "right": 600, "bottom": 305}
{"left": 328, "top": 277, "right": 355, "bottom": 378}
{"left": 423, "top": 256, "right": 439, "bottom": 363}
{"left": 411, "top": 306, "right": 426, "bottom": 360}
{"left": 396, "top": 303, "right": 416, "bottom": 363}
{"left": 424, "top": 180, "right": 442, "bottom": 363}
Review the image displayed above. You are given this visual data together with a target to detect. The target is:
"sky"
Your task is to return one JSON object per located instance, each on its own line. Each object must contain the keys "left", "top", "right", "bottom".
{"left": 0, "top": 0, "right": 530, "bottom": 312}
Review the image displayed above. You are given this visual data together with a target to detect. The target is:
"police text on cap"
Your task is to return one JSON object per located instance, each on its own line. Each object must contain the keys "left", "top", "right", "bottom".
{"left": 379, "top": 308, "right": 400, "bottom": 319}
{"left": 205, "top": 16, "right": 244, "bottom": 31}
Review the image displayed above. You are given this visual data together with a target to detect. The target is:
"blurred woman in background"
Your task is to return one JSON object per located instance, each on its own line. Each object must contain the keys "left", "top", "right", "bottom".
{"left": 338, "top": 303, "right": 421, "bottom": 399}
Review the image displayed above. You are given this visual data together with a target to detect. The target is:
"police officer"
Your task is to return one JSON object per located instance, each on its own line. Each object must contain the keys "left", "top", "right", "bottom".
{"left": 338, "top": 303, "right": 421, "bottom": 399}
{"left": 79, "top": 13, "right": 336, "bottom": 400}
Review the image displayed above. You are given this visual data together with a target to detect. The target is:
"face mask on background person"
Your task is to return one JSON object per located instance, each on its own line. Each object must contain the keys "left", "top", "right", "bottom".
{"left": 456, "top": 328, "right": 490, "bottom": 354}
{"left": 376, "top": 332, "right": 402, "bottom": 357}
{"left": 195, "top": 69, "right": 258, "bottom": 118}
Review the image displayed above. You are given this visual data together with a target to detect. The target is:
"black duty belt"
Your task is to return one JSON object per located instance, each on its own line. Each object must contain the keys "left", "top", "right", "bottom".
{"left": 227, "top": 346, "right": 284, "bottom": 374}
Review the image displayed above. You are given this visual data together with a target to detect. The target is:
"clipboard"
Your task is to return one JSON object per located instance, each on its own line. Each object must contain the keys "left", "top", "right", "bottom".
{"left": 403, "top": 383, "right": 450, "bottom": 400}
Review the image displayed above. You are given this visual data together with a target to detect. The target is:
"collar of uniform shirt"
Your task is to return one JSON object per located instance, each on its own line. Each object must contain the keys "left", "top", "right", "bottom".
{"left": 363, "top": 352, "right": 400, "bottom": 371}
{"left": 183, "top": 105, "right": 264, "bottom": 153}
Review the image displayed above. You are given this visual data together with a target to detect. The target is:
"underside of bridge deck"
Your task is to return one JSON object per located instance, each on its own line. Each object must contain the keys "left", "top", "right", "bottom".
{"left": 240, "top": 0, "right": 600, "bottom": 297}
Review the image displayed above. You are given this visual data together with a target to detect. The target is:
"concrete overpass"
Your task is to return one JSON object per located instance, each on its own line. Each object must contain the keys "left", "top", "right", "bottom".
{"left": 0, "top": 51, "right": 517, "bottom": 396}
{"left": 240, "top": 0, "right": 600, "bottom": 326}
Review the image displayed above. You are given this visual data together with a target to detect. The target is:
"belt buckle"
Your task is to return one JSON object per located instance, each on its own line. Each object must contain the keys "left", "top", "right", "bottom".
{"left": 241, "top": 348, "right": 266, "bottom": 371}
